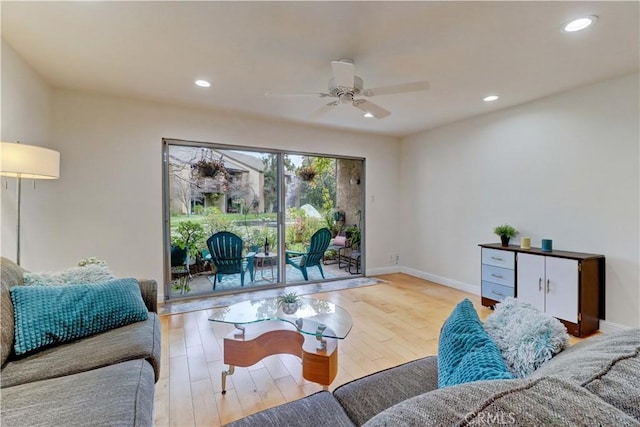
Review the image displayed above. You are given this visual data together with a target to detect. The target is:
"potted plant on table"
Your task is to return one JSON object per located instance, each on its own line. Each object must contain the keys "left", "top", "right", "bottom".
{"left": 277, "top": 292, "right": 301, "bottom": 315}
{"left": 493, "top": 224, "right": 518, "bottom": 247}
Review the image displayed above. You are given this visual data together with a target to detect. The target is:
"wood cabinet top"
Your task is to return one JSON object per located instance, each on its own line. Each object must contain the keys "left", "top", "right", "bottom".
{"left": 479, "top": 243, "right": 604, "bottom": 261}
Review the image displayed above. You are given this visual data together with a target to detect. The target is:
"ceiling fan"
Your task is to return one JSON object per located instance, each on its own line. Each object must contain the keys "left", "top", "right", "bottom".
{"left": 266, "top": 59, "right": 430, "bottom": 119}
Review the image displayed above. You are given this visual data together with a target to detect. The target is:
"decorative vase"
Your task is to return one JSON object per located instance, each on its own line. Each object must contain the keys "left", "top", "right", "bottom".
{"left": 500, "top": 235, "right": 510, "bottom": 247}
{"left": 282, "top": 302, "right": 298, "bottom": 315}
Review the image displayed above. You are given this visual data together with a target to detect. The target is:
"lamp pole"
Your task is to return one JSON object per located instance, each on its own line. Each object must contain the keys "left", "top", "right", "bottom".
{"left": 16, "top": 173, "right": 22, "bottom": 265}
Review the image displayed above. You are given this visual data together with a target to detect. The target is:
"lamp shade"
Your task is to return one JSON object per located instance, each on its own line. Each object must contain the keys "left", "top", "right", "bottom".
{"left": 0, "top": 142, "right": 60, "bottom": 179}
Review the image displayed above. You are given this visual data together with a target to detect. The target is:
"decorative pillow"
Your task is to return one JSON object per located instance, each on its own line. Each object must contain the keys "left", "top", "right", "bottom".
{"left": 23, "top": 264, "right": 114, "bottom": 286}
{"left": 77, "top": 257, "right": 108, "bottom": 267}
{"left": 438, "top": 299, "right": 513, "bottom": 388}
{"left": 483, "top": 297, "right": 569, "bottom": 378}
{"left": 11, "top": 278, "right": 148, "bottom": 355}
{"left": 333, "top": 236, "right": 347, "bottom": 246}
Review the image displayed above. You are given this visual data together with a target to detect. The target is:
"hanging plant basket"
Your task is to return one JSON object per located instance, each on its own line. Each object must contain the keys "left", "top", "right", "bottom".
{"left": 297, "top": 166, "right": 317, "bottom": 181}
{"left": 194, "top": 156, "right": 228, "bottom": 179}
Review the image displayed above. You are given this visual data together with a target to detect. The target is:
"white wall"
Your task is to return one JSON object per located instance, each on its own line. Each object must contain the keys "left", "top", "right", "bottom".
{"left": 42, "top": 90, "right": 400, "bottom": 300}
{"left": 401, "top": 72, "right": 640, "bottom": 329}
{"left": 0, "top": 40, "right": 52, "bottom": 262}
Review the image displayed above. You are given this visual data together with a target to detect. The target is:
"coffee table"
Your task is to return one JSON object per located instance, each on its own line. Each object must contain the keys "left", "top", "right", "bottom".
{"left": 209, "top": 297, "right": 352, "bottom": 393}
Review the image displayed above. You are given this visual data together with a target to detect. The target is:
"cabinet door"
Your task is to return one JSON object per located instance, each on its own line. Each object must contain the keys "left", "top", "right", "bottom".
{"left": 545, "top": 257, "right": 578, "bottom": 322}
{"left": 516, "top": 253, "right": 545, "bottom": 312}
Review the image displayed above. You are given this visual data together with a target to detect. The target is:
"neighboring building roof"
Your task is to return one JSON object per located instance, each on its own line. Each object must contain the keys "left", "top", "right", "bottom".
{"left": 168, "top": 146, "right": 265, "bottom": 173}
{"left": 222, "top": 150, "right": 265, "bottom": 173}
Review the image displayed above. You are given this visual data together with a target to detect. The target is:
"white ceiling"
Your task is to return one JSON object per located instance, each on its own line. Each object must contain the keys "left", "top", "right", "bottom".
{"left": 2, "top": 1, "right": 638, "bottom": 137}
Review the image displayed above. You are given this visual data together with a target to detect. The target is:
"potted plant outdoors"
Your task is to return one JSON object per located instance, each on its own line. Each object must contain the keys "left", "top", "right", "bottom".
{"left": 493, "top": 224, "right": 518, "bottom": 247}
{"left": 194, "top": 156, "right": 229, "bottom": 180}
{"left": 326, "top": 209, "right": 345, "bottom": 237}
{"left": 297, "top": 166, "right": 317, "bottom": 182}
{"left": 277, "top": 292, "right": 302, "bottom": 315}
{"left": 345, "top": 225, "right": 361, "bottom": 250}
{"left": 172, "top": 221, "right": 207, "bottom": 271}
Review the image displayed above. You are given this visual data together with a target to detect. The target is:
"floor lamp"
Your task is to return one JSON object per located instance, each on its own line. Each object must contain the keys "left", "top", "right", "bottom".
{"left": 0, "top": 142, "right": 60, "bottom": 265}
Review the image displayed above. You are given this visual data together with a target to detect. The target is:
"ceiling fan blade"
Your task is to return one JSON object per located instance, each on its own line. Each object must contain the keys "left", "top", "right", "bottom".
{"left": 363, "top": 81, "right": 430, "bottom": 97}
{"left": 353, "top": 99, "right": 391, "bottom": 119}
{"left": 265, "top": 92, "right": 331, "bottom": 98}
{"left": 309, "top": 101, "right": 339, "bottom": 120}
{"left": 331, "top": 60, "right": 355, "bottom": 88}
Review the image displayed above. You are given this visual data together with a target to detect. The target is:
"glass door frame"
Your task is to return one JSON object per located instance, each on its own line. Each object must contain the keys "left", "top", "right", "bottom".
{"left": 162, "top": 138, "right": 365, "bottom": 301}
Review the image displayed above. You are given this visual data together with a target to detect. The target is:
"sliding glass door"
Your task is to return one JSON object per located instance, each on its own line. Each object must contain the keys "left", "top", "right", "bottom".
{"left": 283, "top": 154, "right": 363, "bottom": 284}
{"left": 163, "top": 139, "right": 364, "bottom": 301}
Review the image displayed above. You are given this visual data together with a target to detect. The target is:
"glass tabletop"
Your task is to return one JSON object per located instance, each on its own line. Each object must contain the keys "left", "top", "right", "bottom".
{"left": 209, "top": 297, "right": 352, "bottom": 339}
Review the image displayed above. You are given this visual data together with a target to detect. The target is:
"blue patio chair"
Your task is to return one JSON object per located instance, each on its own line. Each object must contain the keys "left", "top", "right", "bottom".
{"left": 206, "top": 231, "right": 255, "bottom": 290}
{"left": 285, "top": 227, "right": 332, "bottom": 281}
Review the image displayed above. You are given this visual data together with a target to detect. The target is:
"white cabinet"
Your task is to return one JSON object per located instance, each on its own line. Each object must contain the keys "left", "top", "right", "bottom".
{"left": 479, "top": 243, "right": 605, "bottom": 337}
{"left": 517, "top": 253, "right": 578, "bottom": 323}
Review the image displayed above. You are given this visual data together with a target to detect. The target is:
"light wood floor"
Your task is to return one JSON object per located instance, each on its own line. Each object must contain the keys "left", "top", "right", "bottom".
{"left": 152, "top": 273, "right": 498, "bottom": 426}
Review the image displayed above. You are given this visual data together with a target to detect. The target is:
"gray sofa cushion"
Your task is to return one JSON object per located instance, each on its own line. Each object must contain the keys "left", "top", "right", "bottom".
{"left": 225, "top": 391, "right": 354, "bottom": 427}
{"left": 363, "top": 376, "right": 640, "bottom": 427}
{"left": 1, "top": 313, "right": 161, "bottom": 388}
{"left": 1, "top": 359, "right": 155, "bottom": 427}
{"left": 530, "top": 328, "right": 640, "bottom": 420}
{"left": 0, "top": 257, "right": 25, "bottom": 366}
{"left": 334, "top": 355, "right": 438, "bottom": 426}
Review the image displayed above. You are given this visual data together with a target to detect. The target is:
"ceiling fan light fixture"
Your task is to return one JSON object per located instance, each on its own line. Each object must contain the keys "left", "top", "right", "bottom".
{"left": 483, "top": 95, "right": 499, "bottom": 102}
{"left": 363, "top": 112, "right": 374, "bottom": 118}
{"left": 195, "top": 79, "right": 211, "bottom": 88}
{"left": 564, "top": 16, "right": 597, "bottom": 32}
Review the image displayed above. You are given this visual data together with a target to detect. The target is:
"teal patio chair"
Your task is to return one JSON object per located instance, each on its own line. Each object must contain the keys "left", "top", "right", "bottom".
{"left": 285, "top": 227, "right": 332, "bottom": 281}
{"left": 206, "top": 231, "right": 255, "bottom": 290}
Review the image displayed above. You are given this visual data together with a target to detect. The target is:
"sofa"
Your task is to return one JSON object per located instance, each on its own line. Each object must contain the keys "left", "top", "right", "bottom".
{"left": 227, "top": 328, "right": 640, "bottom": 426}
{"left": 0, "top": 257, "right": 161, "bottom": 426}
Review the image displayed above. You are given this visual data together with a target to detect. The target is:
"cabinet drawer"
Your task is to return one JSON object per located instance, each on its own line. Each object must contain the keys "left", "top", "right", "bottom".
{"left": 482, "top": 281, "right": 514, "bottom": 302}
{"left": 482, "top": 248, "right": 515, "bottom": 269}
{"left": 481, "top": 264, "right": 515, "bottom": 287}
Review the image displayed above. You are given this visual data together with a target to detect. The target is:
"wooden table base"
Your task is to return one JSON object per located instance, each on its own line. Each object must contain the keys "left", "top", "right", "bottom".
{"left": 221, "top": 320, "right": 338, "bottom": 393}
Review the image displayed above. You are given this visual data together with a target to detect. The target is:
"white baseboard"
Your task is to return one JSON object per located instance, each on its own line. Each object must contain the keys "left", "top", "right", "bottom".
{"left": 367, "top": 265, "right": 401, "bottom": 276}
{"left": 401, "top": 266, "right": 480, "bottom": 296}
{"left": 599, "top": 320, "right": 633, "bottom": 333}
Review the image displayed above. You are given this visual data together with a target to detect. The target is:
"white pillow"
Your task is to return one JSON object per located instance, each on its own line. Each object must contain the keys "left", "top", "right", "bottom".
{"left": 483, "top": 297, "right": 569, "bottom": 378}
{"left": 24, "top": 264, "right": 115, "bottom": 286}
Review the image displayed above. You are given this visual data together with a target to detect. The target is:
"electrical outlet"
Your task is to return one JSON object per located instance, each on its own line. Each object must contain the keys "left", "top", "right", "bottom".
{"left": 388, "top": 253, "right": 395, "bottom": 263}
{"left": 395, "top": 254, "right": 399, "bottom": 265}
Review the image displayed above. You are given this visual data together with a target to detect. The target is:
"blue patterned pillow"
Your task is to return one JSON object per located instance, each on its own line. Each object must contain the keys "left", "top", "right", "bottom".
{"left": 11, "top": 278, "right": 148, "bottom": 355}
{"left": 438, "top": 299, "right": 513, "bottom": 388}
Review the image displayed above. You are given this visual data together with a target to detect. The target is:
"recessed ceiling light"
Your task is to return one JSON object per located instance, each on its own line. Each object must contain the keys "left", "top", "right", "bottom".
{"left": 363, "top": 112, "right": 374, "bottom": 118}
{"left": 483, "top": 95, "right": 499, "bottom": 102}
{"left": 564, "top": 16, "right": 597, "bottom": 32}
{"left": 195, "top": 79, "right": 211, "bottom": 88}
